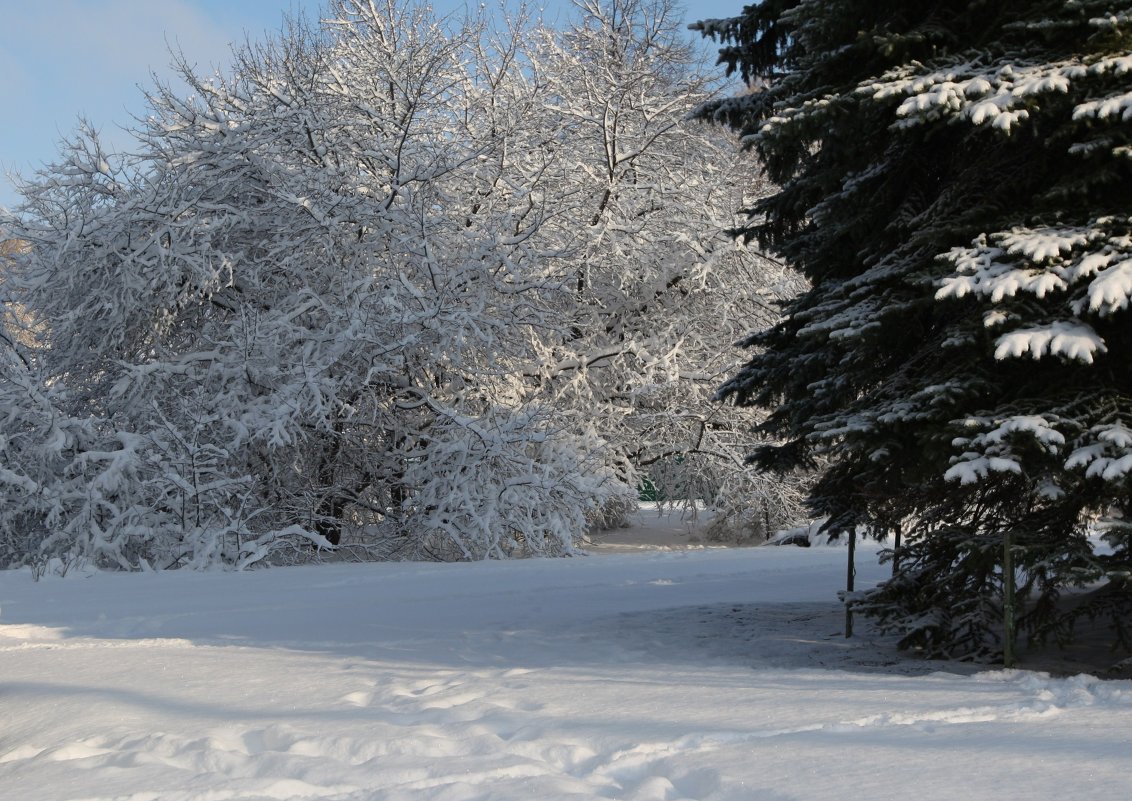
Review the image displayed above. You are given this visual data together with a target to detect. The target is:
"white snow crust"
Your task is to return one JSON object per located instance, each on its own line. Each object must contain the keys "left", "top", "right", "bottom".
{"left": 0, "top": 522, "right": 1129, "bottom": 801}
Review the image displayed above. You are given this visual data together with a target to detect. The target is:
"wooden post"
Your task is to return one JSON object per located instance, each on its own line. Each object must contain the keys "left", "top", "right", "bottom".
{"left": 845, "top": 529, "right": 856, "bottom": 638}
{"left": 1003, "top": 529, "right": 1016, "bottom": 668}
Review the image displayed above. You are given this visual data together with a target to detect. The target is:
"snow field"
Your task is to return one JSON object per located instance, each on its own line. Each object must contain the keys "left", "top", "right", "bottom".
{"left": 1, "top": 542, "right": 1130, "bottom": 801}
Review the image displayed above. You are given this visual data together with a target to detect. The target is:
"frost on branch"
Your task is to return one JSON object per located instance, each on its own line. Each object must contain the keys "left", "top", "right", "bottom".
{"left": 860, "top": 54, "right": 1132, "bottom": 134}
{"left": 1066, "top": 421, "right": 1132, "bottom": 481}
{"left": 937, "top": 221, "right": 1132, "bottom": 364}
{"left": 939, "top": 223, "right": 1132, "bottom": 309}
{"left": 993, "top": 322, "right": 1107, "bottom": 363}
{"left": 944, "top": 408, "right": 1132, "bottom": 492}
{"left": 395, "top": 404, "right": 627, "bottom": 560}
{"left": 753, "top": 56, "right": 1103, "bottom": 143}
{"left": 945, "top": 415, "right": 1066, "bottom": 485}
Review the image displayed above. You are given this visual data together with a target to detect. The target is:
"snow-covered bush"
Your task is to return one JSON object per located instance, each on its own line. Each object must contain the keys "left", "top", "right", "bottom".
{"left": 0, "top": 0, "right": 800, "bottom": 568}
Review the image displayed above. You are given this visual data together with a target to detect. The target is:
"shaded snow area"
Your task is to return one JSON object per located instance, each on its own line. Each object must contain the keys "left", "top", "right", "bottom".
{"left": 584, "top": 503, "right": 718, "bottom": 551}
{"left": 1, "top": 536, "right": 1130, "bottom": 800}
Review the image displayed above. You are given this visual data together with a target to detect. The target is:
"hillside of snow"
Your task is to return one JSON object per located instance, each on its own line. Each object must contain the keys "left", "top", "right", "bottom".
{"left": 1, "top": 513, "right": 1129, "bottom": 801}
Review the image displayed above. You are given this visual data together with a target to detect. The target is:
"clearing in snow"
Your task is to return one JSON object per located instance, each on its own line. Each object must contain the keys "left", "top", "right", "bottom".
{"left": 0, "top": 509, "right": 1128, "bottom": 801}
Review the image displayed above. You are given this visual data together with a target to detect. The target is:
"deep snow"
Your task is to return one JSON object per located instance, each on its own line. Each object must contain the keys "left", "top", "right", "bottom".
{"left": 1, "top": 510, "right": 1129, "bottom": 801}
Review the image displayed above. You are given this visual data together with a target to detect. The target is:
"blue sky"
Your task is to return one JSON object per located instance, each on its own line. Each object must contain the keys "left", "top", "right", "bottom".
{"left": 0, "top": 0, "right": 745, "bottom": 211}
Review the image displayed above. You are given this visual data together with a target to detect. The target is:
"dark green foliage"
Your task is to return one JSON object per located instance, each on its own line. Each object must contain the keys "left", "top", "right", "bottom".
{"left": 695, "top": 0, "right": 1132, "bottom": 658}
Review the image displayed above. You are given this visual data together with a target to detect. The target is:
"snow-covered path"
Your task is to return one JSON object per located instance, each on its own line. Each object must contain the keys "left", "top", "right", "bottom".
{"left": 1, "top": 543, "right": 1129, "bottom": 801}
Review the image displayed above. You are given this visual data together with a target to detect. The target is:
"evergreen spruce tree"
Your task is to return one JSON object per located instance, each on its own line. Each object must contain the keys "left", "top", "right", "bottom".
{"left": 695, "top": 0, "right": 1132, "bottom": 659}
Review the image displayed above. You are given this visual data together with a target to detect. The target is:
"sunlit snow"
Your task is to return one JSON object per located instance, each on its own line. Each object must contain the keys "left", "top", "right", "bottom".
{"left": 1, "top": 510, "right": 1128, "bottom": 801}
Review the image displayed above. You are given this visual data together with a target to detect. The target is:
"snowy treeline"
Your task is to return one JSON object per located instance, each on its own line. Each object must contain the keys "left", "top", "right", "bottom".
{"left": 0, "top": 0, "right": 802, "bottom": 570}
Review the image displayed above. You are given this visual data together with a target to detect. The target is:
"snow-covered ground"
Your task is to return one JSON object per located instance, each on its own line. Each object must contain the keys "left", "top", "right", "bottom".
{"left": 1, "top": 509, "right": 1129, "bottom": 801}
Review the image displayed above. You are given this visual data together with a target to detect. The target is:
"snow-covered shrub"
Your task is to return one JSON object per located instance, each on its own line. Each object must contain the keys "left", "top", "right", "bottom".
{"left": 0, "top": 0, "right": 802, "bottom": 568}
